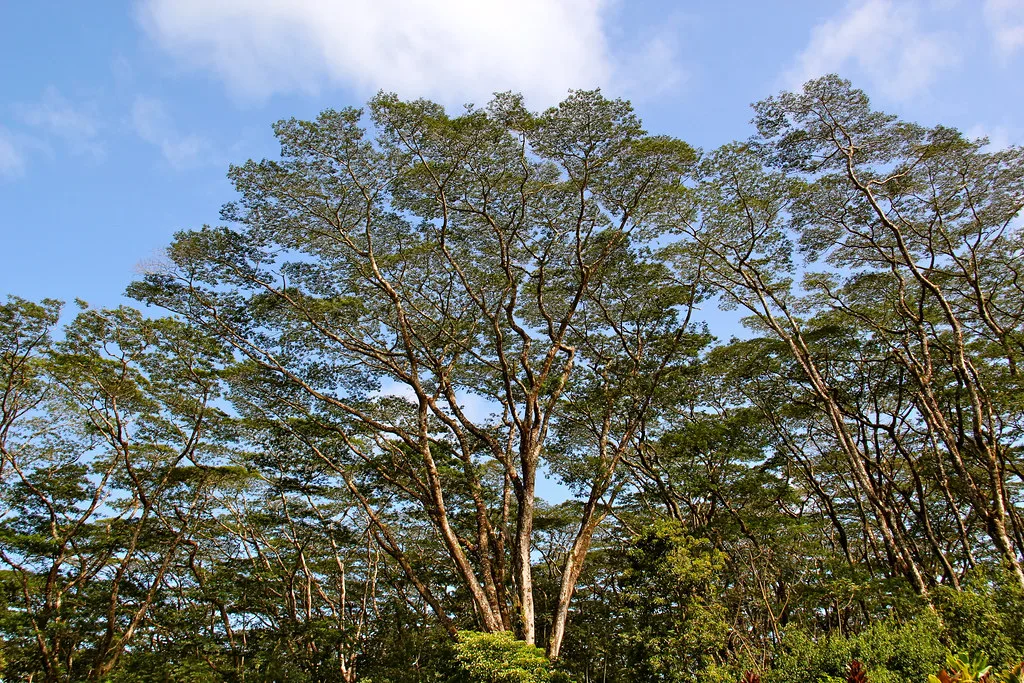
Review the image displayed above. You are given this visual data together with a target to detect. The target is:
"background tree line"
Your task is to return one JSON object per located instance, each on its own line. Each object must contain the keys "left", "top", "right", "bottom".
{"left": 1, "top": 75, "right": 1023, "bottom": 682}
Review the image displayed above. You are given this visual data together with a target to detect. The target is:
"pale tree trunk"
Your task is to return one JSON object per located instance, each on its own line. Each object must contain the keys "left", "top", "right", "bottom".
{"left": 842, "top": 152, "right": 1024, "bottom": 589}
{"left": 548, "top": 499, "right": 607, "bottom": 659}
{"left": 513, "top": 438, "right": 539, "bottom": 644}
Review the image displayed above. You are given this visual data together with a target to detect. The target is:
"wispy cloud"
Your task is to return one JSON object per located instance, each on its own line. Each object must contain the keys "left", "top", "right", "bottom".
{"left": 611, "top": 18, "right": 689, "bottom": 102}
{"left": 130, "top": 96, "right": 211, "bottom": 169}
{"left": 14, "top": 86, "right": 105, "bottom": 160}
{"left": 137, "top": 0, "right": 684, "bottom": 106}
{"left": 783, "top": 0, "right": 958, "bottom": 101}
{"left": 984, "top": 0, "right": 1024, "bottom": 60}
{"left": 0, "top": 127, "right": 26, "bottom": 179}
{"left": 966, "top": 123, "right": 1021, "bottom": 151}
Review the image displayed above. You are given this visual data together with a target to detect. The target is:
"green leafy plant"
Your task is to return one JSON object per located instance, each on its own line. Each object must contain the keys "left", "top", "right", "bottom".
{"left": 451, "top": 631, "right": 570, "bottom": 683}
{"left": 999, "top": 663, "right": 1024, "bottom": 683}
{"left": 929, "top": 652, "right": 993, "bottom": 683}
{"left": 767, "top": 610, "right": 947, "bottom": 683}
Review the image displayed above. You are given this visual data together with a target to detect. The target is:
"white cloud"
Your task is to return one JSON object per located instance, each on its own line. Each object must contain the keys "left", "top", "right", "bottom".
{"left": 984, "top": 0, "right": 1024, "bottom": 59}
{"left": 784, "top": 0, "right": 958, "bottom": 101}
{"left": 131, "top": 96, "right": 211, "bottom": 169}
{"left": 137, "top": 0, "right": 679, "bottom": 106}
{"left": 966, "top": 123, "right": 1021, "bottom": 150}
{"left": 611, "top": 23, "right": 688, "bottom": 102}
{"left": 14, "top": 86, "right": 105, "bottom": 160}
{"left": 0, "top": 128, "right": 26, "bottom": 179}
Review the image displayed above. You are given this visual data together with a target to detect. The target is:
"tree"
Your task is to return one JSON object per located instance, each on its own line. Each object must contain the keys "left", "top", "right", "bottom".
{"left": 754, "top": 75, "right": 1024, "bottom": 587}
{"left": 0, "top": 300, "right": 232, "bottom": 681}
{"left": 617, "top": 520, "right": 729, "bottom": 683}
{"left": 671, "top": 76, "right": 1024, "bottom": 595}
{"left": 129, "top": 89, "right": 703, "bottom": 657}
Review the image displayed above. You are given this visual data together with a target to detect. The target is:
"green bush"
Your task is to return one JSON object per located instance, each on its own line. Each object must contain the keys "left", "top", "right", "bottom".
{"left": 768, "top": 611, "right": 946, "bottom": 683}
{"left": 931, "top": 571, "right": 1024, "bottom": 671}
{"left": 451, "top": 631, "right": 570, "bottom": 683}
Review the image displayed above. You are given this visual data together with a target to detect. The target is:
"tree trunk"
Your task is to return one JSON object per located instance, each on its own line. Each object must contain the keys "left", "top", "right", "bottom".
{"left": 513, "top": 443, "right": 538, "bottom": 644}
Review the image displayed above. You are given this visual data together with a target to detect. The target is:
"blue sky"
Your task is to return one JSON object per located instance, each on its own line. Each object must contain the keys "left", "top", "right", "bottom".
{"left": 2, "top": 0, "right": 1023, "bottom": 311}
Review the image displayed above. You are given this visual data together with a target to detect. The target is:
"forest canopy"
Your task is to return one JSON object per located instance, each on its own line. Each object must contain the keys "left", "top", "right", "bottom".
{"left": 2, "top": 75, "right": 1024, "bottom": 682}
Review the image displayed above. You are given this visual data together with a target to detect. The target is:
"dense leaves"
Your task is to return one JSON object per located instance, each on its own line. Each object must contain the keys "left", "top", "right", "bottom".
{"left": 2, "top": 76, "right": 1024, "bottom": 682}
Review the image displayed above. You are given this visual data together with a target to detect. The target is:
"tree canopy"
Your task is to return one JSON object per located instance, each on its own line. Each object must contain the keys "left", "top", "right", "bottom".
{"left": 2, "top": 75, "right": 1024, "bottom": 682}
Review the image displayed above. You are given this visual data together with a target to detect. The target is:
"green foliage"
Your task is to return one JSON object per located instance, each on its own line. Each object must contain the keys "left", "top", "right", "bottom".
{"left": 4, "top": 76, "right": 1024, "bottom": 683}
{"left": 928, "top": 652, "right": 993, "bottom": 683}
{"left": 451, "top": 631, "right": 570, "bottom": 683}
{"left": 1000, "top": 662, "right": 1024, "bottom": 683}
{"left": 618, "top": 520, "right": 729, "bottom": 683}
{"left": 932, "top": 572, "right": 1024, "bottom": 670}
{"left": 769, "top": 611, "right": 946, "bottom": 683}
{"left": 104, "top": 653, "right": 222, "bottom": 683}
{"left": 765, "top": 576, "right": 1024, "bottom": 683}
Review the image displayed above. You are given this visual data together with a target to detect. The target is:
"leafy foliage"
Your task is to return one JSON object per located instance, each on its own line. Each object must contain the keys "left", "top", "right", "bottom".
{"left": 2, "top": 75, "right": 1024, "bottom": 682}
{"left": 769, "top": 613, "right": 946, "bottom": 683}
{"left": 451, "top": 631, "right": 570, "bottom": 683}
{"left": 618, "top": 520, "right": 729, "bottom": 683}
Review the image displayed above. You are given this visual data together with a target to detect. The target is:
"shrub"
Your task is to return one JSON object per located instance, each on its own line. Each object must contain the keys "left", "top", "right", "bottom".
{"left": 768, "top": 611, "right": 945, "bottom": 683}
{"left": 451, "top": 631, "right": 570, "bottom": 683}
{"left": 931, "top": 571, "right": 1024, "bottom": 671}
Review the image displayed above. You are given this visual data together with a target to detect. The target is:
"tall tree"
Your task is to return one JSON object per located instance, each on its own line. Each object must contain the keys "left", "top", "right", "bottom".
{"left": 671, "top": 75, "right": 1024, "bottom": 594}
{"left": 129, "top": 89, "right": 703, "bottom": 656}
{"left": 755, "top": 75, "right": 1024, "bottom": 586}
{"left": 0, "top": 300, "right": 231, "bottom": 681}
